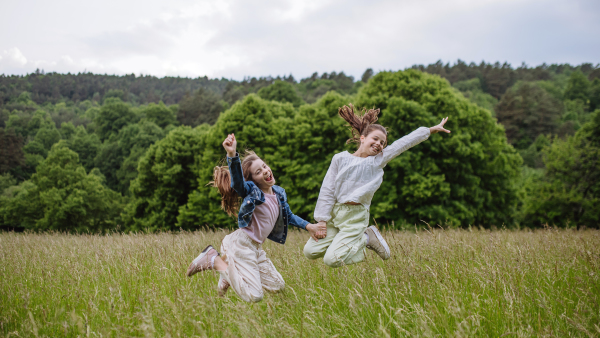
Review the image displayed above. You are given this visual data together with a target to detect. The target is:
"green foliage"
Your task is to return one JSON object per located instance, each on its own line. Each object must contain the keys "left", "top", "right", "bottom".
{"left": 452, "top": 78, "right": 498, "bottom": 115}
{"left": 563, "top": 71, "right": 590, "bottom": 101}
{"left": 0, "top": 143, "right": 123, "bottom": 231}
{"left": 123, "top": 125, "right": 209, "bottom": 231}
{"left": 67, "top": 126, "right": 101, "bottom": 173}
{"left": 60, "top": 122, "right": 77, "bottom": 140}
{"left": 411, "top": 60, "right": 597, "bottom": 100}
{"left": 536, "top": 80, "right": 564, "bottom": 101}
{"left": 23, "top": 140, "right": 47, "bottom": 158}
{"left": 297, "top": 72, "right": 357, "bottom": 103}
{"left": 6, "top": 109, "right": 53, "bottom": 139}
{"left": 115, "top": 120, "right": 165, "bottom": 194}
{"left": 177, "top": 88, "right": 223, "bottom": 126}
{"left": 589, "top": 78, "right": 600, "bottom": 111}
{"left": 452, "top": 78, "right": 481, "bottom": 92}
{"left": 5, "top": 112, "right": 32, "bottom": 138}
{"left": 520, "top": 111, "right": 600, "bottom": 227}
{"left": 0, "top": 73, "right": 228, "bottom": 106}
{"left": 518, "top": 134, "right": 550, "bottom": 168}
{"left": 496, "top": 82, "right": 561, "bottom": 149}
{"left": 558, "top": 99, "right": 590, "bottom": 136}
{"left": 34, "top": 122, "right": 61, "bottom": 151}
{"left": 0, "top": 129, "right": 24, "bottom": 173}
{"left": 141, "top": 102, "right": 178, "bottom": 128}
{"left": 103, "top": 89, "right": 125, "bottom": 101}
{"left": 94, "top": 120, "right": 165, "bottom": 194}
{"left": 94, "top": 99, "right": 139, "bottom": 141}
{"left": 14, "top": 91, "right": 35, "bottom": 104}
{"left": 356, "top": 70, "right": 521, "bottom": 226}
{"left": 0, "top": 173, "right": 17, "bottom": 194}
{"left": 93, "top": 140, "right": 124, "bottom": 190}
{"left": 257, "top": 81, "right": 304, "bottom": 107}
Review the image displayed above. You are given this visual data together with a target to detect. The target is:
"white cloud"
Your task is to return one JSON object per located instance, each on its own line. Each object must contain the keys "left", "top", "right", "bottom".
{"left": 1, "top": 47, "right": 28, "bottom": 67}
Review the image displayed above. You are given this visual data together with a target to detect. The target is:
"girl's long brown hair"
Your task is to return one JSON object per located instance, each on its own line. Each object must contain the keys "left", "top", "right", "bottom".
{"left": 338, "top": 104, "right": 388, "bottom": 146}
{"left": 210, "top": 151, "right": 261, "bottom": 217}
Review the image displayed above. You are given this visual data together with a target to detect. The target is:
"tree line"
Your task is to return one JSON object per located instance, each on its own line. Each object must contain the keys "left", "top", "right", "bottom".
{"left": 1, "top": 61, "right": 599, "bottom": 231}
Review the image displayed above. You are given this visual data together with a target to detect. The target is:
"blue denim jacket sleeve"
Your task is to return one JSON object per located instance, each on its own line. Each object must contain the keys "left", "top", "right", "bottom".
{"left": 279, "top": 188, "right": 309, "bottom": 230}
{"left": 227, "top": 153, "right": 252, "bottom": 198}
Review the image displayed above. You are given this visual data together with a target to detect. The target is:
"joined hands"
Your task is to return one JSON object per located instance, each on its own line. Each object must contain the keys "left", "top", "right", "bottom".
{"left": 307, "top": 221, "right": 327, "bottom": 242}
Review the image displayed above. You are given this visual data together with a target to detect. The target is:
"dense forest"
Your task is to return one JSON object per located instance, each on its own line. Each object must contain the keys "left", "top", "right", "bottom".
{"left": 1, "top": 60, "right": 599, "bottom": 232}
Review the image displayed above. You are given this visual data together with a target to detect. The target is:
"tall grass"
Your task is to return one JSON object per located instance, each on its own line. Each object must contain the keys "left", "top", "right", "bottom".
{"left": 1, "top": 228, "right": 599, "bottom": 337}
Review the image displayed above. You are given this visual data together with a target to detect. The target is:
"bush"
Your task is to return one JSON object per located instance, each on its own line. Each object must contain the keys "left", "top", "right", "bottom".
{"left": 0, "top": 143, "right": 123, "bottom": 232}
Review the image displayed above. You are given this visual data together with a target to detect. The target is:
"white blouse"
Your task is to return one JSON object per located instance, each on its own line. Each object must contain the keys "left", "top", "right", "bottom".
{"left": 314, "top": 127, "right": 431, "bottom": 222}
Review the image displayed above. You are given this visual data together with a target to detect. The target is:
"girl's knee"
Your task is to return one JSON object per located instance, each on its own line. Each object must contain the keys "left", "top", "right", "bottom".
{"left": 303, "top": 243, "right": 322, "bottom": 260}
{"left": 323, "top": 252, "right": 342, "bottom": 268}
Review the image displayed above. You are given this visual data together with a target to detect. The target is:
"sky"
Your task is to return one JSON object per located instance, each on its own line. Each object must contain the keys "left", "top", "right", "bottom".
{"left": 0, "top": 0, "right": 599, "bottom": 80}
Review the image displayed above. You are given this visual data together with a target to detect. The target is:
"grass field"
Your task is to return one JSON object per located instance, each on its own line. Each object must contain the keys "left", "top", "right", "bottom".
{"left": 1, "top": 228, "right": 599, "bottom": 337}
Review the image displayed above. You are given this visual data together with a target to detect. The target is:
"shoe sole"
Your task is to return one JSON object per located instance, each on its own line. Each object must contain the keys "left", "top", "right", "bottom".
{"left": 368, "top": 226, "right": 390, "bottom": 260}
{"left": 186, "top": 245, "right": 215, "bottom": 277}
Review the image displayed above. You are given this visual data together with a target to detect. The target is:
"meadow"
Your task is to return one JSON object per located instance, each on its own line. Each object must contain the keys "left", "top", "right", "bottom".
{"left": 1, "top": 227, "right": 599, "bottom": 337}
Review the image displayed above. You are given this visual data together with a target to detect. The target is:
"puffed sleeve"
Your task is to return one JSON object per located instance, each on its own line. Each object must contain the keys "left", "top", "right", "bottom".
{"left": 313, "top": 154, "right": 339, "bottom": 222}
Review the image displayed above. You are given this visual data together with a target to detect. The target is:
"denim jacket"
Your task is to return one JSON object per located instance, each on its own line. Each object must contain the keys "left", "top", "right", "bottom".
{"left": 227, "top": 154, "right": 309, "bottom": 244}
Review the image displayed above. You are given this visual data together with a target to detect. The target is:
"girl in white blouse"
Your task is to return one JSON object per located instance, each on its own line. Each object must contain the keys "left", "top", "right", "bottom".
{"left": 303, "top": 104, "right": 450, "bottom": 267}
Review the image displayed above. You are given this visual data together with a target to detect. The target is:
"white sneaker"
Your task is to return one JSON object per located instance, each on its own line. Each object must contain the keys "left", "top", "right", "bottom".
{"left": 365, "top": 226, "right": 390, "bottom": 260}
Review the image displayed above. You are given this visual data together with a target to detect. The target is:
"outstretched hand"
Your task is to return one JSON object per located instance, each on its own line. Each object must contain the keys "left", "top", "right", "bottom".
{"left": 429, "top": 117, "right": 451, "bottom": 134}
{"left": 223, "top": 133, "right": 237, "bottom": 157}
{"left": 307, "top": 222, "right": 327, "bottom": 242}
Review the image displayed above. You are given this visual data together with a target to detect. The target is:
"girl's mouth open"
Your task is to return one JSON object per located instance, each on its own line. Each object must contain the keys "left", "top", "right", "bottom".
{"left": 265, "top": 173, "right": 273, "bottom": 182}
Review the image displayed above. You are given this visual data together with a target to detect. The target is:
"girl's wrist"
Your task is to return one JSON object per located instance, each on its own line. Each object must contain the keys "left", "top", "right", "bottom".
{"left": 227, "top": 151, "right": 236, "bottom": 158}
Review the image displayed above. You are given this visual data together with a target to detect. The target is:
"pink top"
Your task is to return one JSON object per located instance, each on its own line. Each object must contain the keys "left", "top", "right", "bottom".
{"left": 243, "top": 193, "right": 279, "bottom": 243}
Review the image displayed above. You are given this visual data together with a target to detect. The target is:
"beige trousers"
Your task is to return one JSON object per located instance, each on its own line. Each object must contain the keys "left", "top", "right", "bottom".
{"left": 303, "top": 204, "right": 369, "bottom": 268}
{"left": 219, "top": 229, "right": 285, "bottom": 303}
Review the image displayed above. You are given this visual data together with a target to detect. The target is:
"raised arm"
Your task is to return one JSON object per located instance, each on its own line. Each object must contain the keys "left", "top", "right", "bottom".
{"left": 378, "top": 117, "right": 450, "bottom": 168}
{"left": 313, "top": 155, "right": 339, "bottom": 223}
{"left": 223, "top": 133, "right": 252, "bottom": 198}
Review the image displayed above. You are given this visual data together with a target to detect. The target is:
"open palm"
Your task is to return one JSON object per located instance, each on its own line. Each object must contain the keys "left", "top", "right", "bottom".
{"left": 430, "top": 117, "right": 451, "bottom": 134}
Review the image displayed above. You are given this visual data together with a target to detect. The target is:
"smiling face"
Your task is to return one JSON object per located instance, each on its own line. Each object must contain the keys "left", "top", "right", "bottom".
{"left": 358, "top": 129, "right": 387, "bottom": 156}
{"left": 249, "top": 158, "right": 276, "bottom": 192}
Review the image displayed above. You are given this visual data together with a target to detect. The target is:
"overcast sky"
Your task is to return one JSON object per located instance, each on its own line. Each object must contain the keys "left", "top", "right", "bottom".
{"left": 1, "top": 0, "right": 598, "bottom": 80}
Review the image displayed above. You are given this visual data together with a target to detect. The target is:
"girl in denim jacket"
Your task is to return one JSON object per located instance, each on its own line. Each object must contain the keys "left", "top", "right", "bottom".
{"left": 186, "top": 133, "right": 326, "bottom": 302}
{"left": 304, "top": 105, "right": 450, "bottom": 267}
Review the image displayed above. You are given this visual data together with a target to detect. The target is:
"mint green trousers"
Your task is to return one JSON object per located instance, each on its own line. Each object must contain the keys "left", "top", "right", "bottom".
{"left": 303, "top": 204, "right": 368, "bottom": 268}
